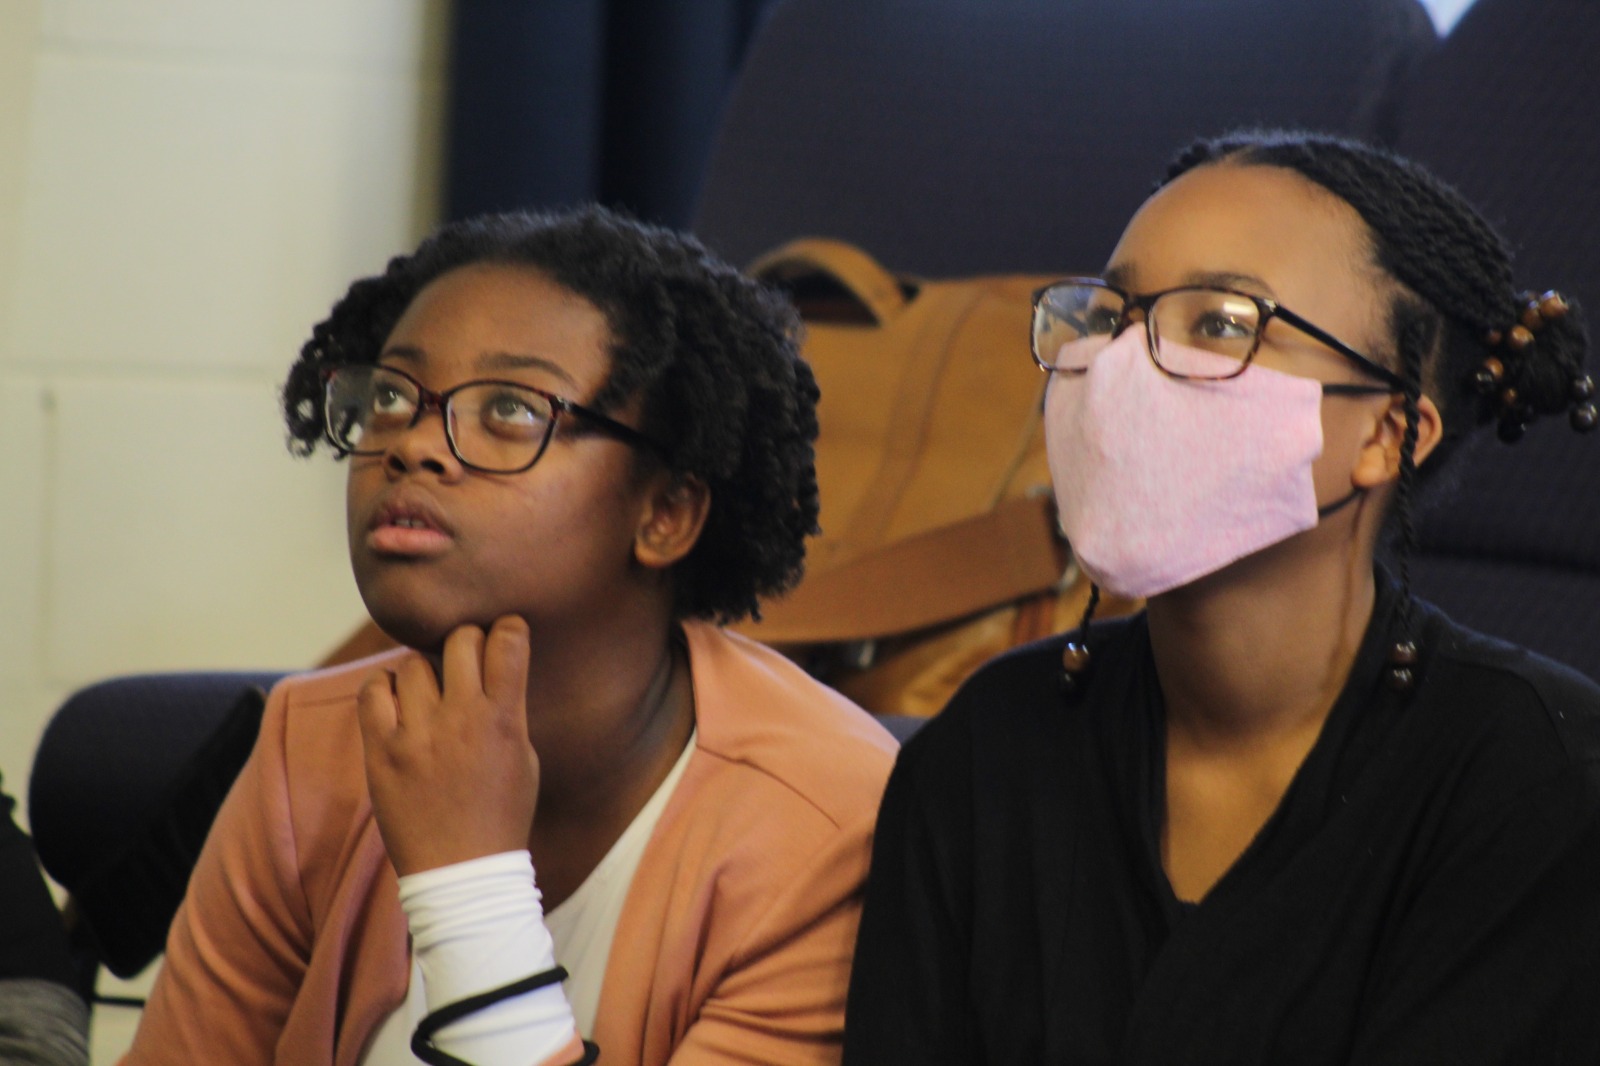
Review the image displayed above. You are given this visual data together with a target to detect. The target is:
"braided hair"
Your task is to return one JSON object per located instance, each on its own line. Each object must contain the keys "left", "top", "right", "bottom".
{"left": 281, "top": 204, "right": 821, "bottom": 625}
{"left": 1059, "top": 130, "right": 1594, "bottom": 696}
{"left": 1164, "top": 130, "right": 1592, "bottom": 454}
{"left": 1166, "top": 130, "right": 1594, "bottom": 689}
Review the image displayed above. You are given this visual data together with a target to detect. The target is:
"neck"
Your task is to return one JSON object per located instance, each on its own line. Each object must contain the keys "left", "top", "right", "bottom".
{"left": 510, "top": 601, "right": 696, "bottom": 907}
{"left": 1146, "top": 502, "right": 1381, "bottom": 748}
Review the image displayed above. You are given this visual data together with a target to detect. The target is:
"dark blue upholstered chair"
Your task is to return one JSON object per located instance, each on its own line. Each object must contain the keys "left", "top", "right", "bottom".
{"left": 29, "top": 672, "right": 284, "bottom": 983}
{"left": 694, "top": 0, "right": 1437, "bottom": 276}
{"left": 1393, "top": 0, "right": 1600, "bottom": 683}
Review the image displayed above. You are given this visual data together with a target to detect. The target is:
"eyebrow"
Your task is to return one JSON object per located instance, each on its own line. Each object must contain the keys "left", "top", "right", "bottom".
{"left": 1102, "top": 264, "right": 1134, "bottom": 290}
{"left": 1100, "top": 265, "right": 1276, "bottom": 298}
{"left": 1183, "top": 269, "right": 1275, "bottom": 297}
{"left": 379, "top": 345, "right": 578, "bottom": 386}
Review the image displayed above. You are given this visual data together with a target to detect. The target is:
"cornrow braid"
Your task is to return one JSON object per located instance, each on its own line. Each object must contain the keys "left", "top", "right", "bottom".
{"left": 1162, "top": 129, "right": 1594, "bottom": 693}
{"left": 1388, "top": 314, "right": 1429, "bottom": 690}
{"left": 1164, "top": 130, "right": 1593, "bottom": 463}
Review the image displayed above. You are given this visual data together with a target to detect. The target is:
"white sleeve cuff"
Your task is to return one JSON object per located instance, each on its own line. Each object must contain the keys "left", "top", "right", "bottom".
{"left": 397, "top": 850, "right": 578, "bottom": 1064}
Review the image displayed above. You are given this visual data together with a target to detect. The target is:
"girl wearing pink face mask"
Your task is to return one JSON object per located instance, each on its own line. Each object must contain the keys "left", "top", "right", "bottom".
{"left": 843, "top": 131, "right": 1600, "bottom": 1065}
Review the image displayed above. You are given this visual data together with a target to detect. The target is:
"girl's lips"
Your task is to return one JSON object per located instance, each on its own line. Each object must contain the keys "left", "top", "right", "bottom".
{"left": 366, "top": 497, "right": 455, "bottom": 557}
{"left": 367, "top": 522, "right": 453, "bottom": 556}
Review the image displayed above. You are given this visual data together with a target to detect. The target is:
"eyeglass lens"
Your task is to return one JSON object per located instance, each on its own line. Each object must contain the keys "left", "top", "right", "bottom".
{"left": 324, "top": 365, "right": 557, "bottom": 471}
{"left": 1033, "top": 284, "right": 1264, "bottom": 380}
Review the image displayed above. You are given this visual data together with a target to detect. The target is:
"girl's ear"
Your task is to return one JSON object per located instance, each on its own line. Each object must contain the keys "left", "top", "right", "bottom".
{"left": 1353, "top": 393, "right": 1444, "bottom": 488}
{"left": 634, "top": 474, "right": 711, "bottom": 570}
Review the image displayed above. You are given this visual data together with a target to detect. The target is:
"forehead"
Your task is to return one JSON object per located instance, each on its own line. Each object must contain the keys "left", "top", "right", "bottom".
{"left": 383, "top": 263, "right": 614, "bottom": 393}
{"left": 1106, "top": 162, "right": 1375, "bottom": 302}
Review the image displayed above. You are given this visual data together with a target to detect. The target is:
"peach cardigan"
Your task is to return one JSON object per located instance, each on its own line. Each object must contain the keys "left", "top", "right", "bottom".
{"left": 125, "top": 623, "right": 897, "bottom": 1065}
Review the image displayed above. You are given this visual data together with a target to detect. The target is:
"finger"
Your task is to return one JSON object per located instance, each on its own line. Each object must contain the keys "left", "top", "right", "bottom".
{"left": 355, "top": 669, "right": 399, "bottom": 744}
{"left": 483, "top": 615, "right": 531, "bottom": 709}
{"left": 392, "top": 652, "right": 441, "bottom": 727}
{"left": 441, "top": 624, "right": 488, "bottom": 697}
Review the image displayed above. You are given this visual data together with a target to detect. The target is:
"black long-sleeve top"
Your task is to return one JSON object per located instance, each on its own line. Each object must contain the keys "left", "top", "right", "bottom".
{"left": 844, "top": 576, "right": 1600, "bottom": 1064}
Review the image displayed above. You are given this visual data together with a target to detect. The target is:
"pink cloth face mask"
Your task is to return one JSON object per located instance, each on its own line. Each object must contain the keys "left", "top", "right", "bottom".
{"left": 1045, "top": 328, "right": 1327, "bottom": 600}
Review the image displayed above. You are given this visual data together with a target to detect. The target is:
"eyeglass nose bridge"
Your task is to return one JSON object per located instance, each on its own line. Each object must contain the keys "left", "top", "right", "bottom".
{"left": 408, "top": 384, "right": 451, "bottom": 426}
{"left": 386, "top": 381, "right": 466, "bottom": 466}
{"left": 1104, "top": 292, "right": 1164, "bottom": 365}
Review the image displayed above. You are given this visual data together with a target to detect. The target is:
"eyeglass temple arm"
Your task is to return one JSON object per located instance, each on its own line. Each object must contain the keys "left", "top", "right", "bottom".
{"left": 557, "top": 398, "right": 668, "bottom": 458}
{"left": 1271, "top": 305, "right": 1408, "bottom": 392}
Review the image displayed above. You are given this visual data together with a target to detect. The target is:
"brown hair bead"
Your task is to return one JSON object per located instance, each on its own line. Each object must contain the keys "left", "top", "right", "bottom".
{"left": 1507, "top": 324, "right": 1534, "bottom": 350}
{"left": 1539, "top": 291, "right": 1569, "bottom": 319}
{"left": 1061, "top": 642, "right": 1090, "bottom": 674}
{"left": 1473, "top": 355, "right": 1505, "bottom": 394}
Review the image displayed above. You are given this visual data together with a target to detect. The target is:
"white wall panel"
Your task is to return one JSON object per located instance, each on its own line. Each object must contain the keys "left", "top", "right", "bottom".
{"left": 0, "top": 1, "right": 45, "bottom": 363}
{"left": 43, "top": 377, "right": 365, "bottom": 680}
{"left": 8, "top": 53, "right": 439, "bottom": 375}
{"left": 39, "top": 0, "right": 448, "bottom": 73}
{"left": 0, "top": 378, "right": 53, "bottom": 808}
{"left": 0, "top": 379, "right": 48, "bottom": 684}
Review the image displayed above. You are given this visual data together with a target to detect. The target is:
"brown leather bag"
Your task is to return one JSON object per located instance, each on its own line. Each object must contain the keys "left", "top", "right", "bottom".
{"left": 733, "top": 239, "right": 1138, "bottom": 717}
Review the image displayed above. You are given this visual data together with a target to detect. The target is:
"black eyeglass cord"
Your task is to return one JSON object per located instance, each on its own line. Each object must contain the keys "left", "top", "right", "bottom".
{"left": 410, "top": 965, "right": 601, "bottom": 1066}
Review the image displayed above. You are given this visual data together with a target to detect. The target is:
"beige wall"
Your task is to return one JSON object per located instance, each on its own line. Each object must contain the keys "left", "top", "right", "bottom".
{"left": 0, "top": 0, "right": 447, "bottom": 840}
{"left": 1, "top": 2, "right": 450, "bottom": 1054}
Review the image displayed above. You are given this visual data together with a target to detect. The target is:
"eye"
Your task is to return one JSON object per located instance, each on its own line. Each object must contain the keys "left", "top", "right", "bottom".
{"left": 478, "top": 388, "right": 551, "bottom": 440}
{"left": 1079, "top": 304, "right": 1122, "bottom": 336}
{"left": 371, "top": 382, "right": 411, "bottom": 414}
{"left": 1191, "top": 309, "right": 1254, "bottom": 341}
{"left": 364, "top": 381, "right": 416, "bottom": 427}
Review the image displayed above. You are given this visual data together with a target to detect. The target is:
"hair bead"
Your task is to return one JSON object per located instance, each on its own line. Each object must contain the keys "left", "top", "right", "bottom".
{"left": 1386, "top": 638, "right": 1418, "bottom": 691}
{"left": 1058, "top": 585, "right": 1100, "bottom": 702}
{"left": 1473, "top": 355, "right": 1505, "bottom": 394}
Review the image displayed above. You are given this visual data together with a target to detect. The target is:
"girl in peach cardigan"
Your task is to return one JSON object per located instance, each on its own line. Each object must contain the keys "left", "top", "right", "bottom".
{"left": 126, "top": 206, "right": 895, "bottom": 1065}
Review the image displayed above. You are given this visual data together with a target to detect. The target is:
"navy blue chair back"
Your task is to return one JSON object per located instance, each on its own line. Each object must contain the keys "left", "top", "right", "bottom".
{"left": 1394, "top": 0, "right": 1600, "bottom": 682}
{"left": 694, "top": 0, "right": 1436, "bottom": 275}
{"left": 30, "top": 672, "right": 285, "bottom": 979}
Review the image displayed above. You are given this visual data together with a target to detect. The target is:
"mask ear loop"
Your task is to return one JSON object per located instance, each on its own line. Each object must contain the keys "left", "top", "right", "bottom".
{"left": 1058, "top": 583, "right": 1099, "bottom": 698}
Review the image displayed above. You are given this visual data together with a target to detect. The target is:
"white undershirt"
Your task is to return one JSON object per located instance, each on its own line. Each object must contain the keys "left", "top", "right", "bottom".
{"left": 363, "top": 732, "right": 696, "bottom": 1064}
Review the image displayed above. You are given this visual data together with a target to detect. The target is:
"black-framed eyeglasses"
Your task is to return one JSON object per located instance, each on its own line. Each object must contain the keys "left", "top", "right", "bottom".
{"left": 321, "top": 363, "right": 665, "bottom": 474}
{"left": 1030, "top": 277, "right": 1406, "bottom": 395}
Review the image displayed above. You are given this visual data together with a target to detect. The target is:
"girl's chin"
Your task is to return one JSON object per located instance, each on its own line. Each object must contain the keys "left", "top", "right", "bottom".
{"left": 360, "top": 609, "right": 458, "bottom": 657}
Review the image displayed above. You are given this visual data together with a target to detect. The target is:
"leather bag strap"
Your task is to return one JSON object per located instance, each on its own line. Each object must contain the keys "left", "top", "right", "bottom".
{"left": 749, "top": 237, "right": 909, "bottom": 324}
{"left": 735, "top": 494, "right": 1066, "bottom": 644}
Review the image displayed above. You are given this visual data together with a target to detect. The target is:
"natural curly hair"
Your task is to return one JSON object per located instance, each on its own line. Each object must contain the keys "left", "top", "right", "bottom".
{"left": 281, "top": 204, "right": 820, "bottom": 624}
